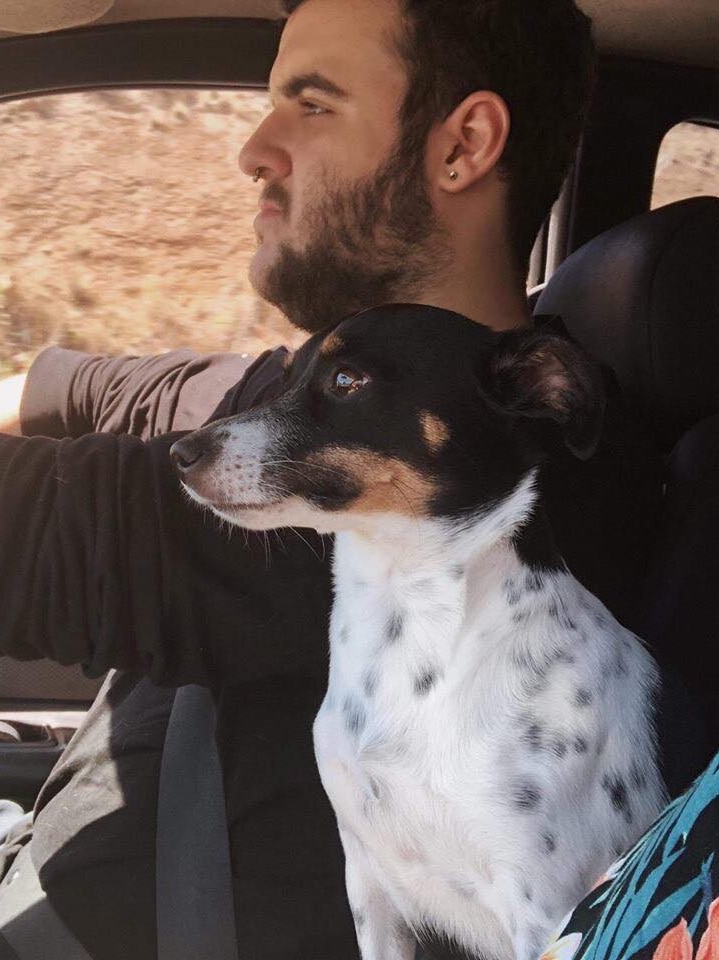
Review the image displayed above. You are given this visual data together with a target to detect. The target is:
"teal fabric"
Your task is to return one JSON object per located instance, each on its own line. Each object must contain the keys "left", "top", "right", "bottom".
{"left": 541, "top": 751, "right": 719, "bottom": 960}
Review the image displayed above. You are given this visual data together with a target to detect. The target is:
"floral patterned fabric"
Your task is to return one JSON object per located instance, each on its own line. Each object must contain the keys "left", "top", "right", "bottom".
{"left": 539, "top": 751, "right": 719, "bottom": 960}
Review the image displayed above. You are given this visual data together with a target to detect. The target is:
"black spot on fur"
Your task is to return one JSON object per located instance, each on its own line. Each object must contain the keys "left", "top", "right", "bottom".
{"left": 512, "top": 783, "right": 542, "bottom": 810}
{"left": 602, "top": 774, "right": 633, "bottom": 823}
{"left": 451, "top": 565, "right": 465, "bottom": 580}
{"left": 504, "top": 578, "right": 523, "bottom": 606}
{"left": 575, "top": 687, "right": 593, "bottom": 707}
{"left": 573, "top": 735, "right": 589, "bottom": 754}
{"left": 525, "top": 723, "right": 543, "bottom": 750}
{"left": 555, "top": 650, "right": 576, "bottom": 665}
{"left": 614, "top": 652, "right": 628, "bottom": 677}
{"left": 352, "top": 910, "right": 365, "bottom": 930}
{"left": 525, "top": 570, "right": 544, "bottom": 592}
{"left": 386, "top": 611, "right": 404, "bottom": 644}
{"left": 513, "top": 609, "right": 531, "bottom": 625}
{"left": 363, "top": 671, "right": 377, "bottom": 698}
{"left": 550, "top": 737, "right": 567, "bottom": 759}
{"left": 542, "top": 833, "right": 557, "bottom": 854}
{"left": 414, "top": 668, "right": 439, "bottom": 696}
{"left": 344, "top": 698, "right": 366, "bottom": 736}
{"left": 523, "top": 885, "right": 534, "bottom": 902}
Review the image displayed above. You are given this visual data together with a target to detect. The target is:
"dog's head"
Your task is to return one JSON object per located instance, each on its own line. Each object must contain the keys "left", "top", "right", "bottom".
{"left": 171, "top": 305, "right": 604, "bottom": 534}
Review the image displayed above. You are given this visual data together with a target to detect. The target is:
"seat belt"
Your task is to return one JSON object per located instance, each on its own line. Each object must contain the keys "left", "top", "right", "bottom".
{"left": 156, "top": 684, "right": 239, "bottom": 960}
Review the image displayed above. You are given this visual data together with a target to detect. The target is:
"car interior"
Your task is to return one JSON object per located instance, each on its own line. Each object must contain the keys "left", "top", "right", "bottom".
{"left": 0, "top": 0, "right": 717, "bottom": 816}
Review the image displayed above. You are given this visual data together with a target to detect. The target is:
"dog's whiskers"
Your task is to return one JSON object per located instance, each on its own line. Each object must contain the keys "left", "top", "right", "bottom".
{"left": 287, "top": 525, "right": 326, "bottom": 563}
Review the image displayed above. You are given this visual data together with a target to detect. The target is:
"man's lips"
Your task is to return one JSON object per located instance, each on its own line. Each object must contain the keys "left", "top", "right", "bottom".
{"left": 255, "top": 205, "right": 284, "bottom": 234}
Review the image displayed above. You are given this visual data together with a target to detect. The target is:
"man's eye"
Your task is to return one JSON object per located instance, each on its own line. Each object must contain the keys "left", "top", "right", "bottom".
{"left": 300, "top": 100, "right": 329, "bottom": 116}
{"left": 333, "top": 369, "right": 368, "bottom": 395}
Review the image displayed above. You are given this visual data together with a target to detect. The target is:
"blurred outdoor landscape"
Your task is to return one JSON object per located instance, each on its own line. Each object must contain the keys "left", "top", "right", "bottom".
{"left": 0, "top": 88, "right": 717, "bottom": 376}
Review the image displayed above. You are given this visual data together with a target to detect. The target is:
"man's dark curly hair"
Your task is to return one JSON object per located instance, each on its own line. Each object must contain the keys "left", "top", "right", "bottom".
{"left": 280, "top": 0, "right": 596, "bottom": 274}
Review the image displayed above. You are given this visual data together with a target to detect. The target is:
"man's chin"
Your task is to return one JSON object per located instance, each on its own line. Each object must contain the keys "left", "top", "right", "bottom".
{"left": 248, "top": 245, "right": 278, "bottom": 299}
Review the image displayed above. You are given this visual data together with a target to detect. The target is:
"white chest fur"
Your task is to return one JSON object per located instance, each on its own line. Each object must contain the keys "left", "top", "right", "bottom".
{"left": 313, "top": 513, "right": 666, "bottom": 960}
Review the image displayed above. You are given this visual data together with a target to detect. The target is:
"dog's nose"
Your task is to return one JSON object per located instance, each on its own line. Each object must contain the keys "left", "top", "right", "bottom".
{"left": 170, "top": 435, "right": 206, "bottom": 475}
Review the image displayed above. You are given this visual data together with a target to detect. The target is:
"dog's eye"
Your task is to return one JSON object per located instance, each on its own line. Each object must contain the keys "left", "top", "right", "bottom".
{"left": 333, "top": 369, "right": 368, "bottom": 396}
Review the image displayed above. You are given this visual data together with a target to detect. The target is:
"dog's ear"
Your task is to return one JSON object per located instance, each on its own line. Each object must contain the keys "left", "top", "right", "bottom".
{"left": 479, "top": 330, "right": 605, "bottom": 460}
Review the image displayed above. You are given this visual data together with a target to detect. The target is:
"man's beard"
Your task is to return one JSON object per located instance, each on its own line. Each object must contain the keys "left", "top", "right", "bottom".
{"left": 255, "top": 131, "right": 451, "bottom": 333}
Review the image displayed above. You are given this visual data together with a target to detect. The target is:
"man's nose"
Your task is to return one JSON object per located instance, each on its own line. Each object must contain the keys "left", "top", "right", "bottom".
{"left": 237, "top": 113, "right": 292, "bottom": 182}
{"left": 170, "top": 435, "right": 209, "bottom": 477}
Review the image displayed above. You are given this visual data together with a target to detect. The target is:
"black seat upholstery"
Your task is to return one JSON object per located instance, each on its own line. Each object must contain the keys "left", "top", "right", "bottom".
{"left": 638, "top": 416, "right": 719, "bottom": 742}
{"left": 534, "top": 196, "right": 719, "bottom": 750}
{"left": 534, "top": 196, "right": 719, "bottom": 449}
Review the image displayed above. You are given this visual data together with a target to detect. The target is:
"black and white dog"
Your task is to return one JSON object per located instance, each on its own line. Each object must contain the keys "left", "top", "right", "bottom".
{"left": 171, "top": 304, "right": 667, "bottom": 960}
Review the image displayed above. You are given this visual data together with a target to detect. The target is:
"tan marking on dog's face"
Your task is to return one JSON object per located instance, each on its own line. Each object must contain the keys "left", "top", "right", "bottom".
{"left": 320, "top": 331, "right": 345, "bottom": 356}
{"left": 419, "top": 411, "right": 450, "bottom": 454}
{"left": 308, "top": 446, "right": 436, "bottom": 518}
{"left": 281, "top": 350, "right": 294, "bottom": 370}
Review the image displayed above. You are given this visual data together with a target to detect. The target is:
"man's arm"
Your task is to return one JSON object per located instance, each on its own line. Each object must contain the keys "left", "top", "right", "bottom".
{"left": 0, "top": 428, "right": 331, "bottom": 687}
{"left": 0, "top": 373, "right": 27, "bottom": 435}
{"left": 18, "top": 347, "right": 260, "bottom": 440}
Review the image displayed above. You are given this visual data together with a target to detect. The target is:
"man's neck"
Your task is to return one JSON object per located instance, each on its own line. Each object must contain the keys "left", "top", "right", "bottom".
{"left": 416, "top": 286, "right": 531, "bottom": 332}
{"left": 406, "top": 247, "right": 531, "bottom": 332}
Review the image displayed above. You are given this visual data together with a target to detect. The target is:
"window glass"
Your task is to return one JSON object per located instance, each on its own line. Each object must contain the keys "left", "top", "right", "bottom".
{"left": 652, "top": 121, "right": 719, "bottom": 210}
{"left": 0, "top": 89, "right": 306, "bottom": 378}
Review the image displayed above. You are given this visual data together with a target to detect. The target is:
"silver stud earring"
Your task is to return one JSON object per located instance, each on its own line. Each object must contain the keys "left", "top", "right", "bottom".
{"left": 252, "top": 167, "right": 262, "bottom": 183}
{"left": 449, "top": 170, "right": 459, "bottom": 182}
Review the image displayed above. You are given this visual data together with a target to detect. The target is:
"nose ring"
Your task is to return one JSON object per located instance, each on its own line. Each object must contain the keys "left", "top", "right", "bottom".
{"left": 252, "top": 167, "right": 262, "bottom": 183}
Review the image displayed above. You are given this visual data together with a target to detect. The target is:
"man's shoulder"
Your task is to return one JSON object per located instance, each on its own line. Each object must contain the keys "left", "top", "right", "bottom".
{"left": 207, "top": 345, "right": 291, "bottom": 423}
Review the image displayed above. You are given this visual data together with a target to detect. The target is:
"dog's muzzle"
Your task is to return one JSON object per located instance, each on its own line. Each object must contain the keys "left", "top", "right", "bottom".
{"left": 170, "top": 433, "right": 210, "bottom": 478}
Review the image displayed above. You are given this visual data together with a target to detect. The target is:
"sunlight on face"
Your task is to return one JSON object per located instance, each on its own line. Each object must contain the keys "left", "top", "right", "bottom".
{"left": 243, "top": 0, "right": 410, "bottom": 285}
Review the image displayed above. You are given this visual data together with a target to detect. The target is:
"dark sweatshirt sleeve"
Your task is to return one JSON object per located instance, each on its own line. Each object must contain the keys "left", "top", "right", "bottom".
{"left": 5, "top": 345, "right": 331, "bottom": 687}
{"left": 20, "top": 347, "right": 256, "bottom": 440}
{"left": 0, "top": 429, "right": 331, "bottom": 687}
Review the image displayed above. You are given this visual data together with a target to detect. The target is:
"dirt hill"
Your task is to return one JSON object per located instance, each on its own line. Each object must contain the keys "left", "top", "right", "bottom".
{"left": 0, "top": 89, "right": 717, "bottom": 375}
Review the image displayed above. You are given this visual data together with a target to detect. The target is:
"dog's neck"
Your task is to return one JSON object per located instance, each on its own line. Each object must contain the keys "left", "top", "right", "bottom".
{"left": 330, "top": 470, "right": 554, "bottom": 653}
{"left": 334, "top": 469, "right": 539, "bottom": 571}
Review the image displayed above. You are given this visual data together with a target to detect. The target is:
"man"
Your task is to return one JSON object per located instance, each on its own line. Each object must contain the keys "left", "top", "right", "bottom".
{"left": 0, "top": 1, "right": 648, "bottom": 957}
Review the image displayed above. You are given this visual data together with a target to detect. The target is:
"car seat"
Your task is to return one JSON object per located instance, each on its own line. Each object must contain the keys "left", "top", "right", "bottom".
{"left": 533, "top": 195, "right": 719, "bottom": 746}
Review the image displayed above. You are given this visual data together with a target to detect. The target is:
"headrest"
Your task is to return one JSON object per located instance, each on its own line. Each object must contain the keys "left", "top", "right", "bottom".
{"left": 534, "top": 196, "right": 719, "bottom": 447}
{"left": 0, "top": 0, "right": 114, "bottom": 34}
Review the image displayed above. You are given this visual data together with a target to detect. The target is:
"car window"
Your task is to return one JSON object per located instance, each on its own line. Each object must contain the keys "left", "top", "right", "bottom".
{"left": 652, "top": 120, "right": 719, "bottom": 209}
{"left": 0, "top": 88, "right": 307, "bottom": 380}
{"left": 0, "top": 87, "right": 307, "bottom": 706}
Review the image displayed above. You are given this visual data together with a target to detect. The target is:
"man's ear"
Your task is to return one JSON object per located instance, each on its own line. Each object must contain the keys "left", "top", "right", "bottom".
{"left": 479, "top": 330, "right": 606, "bottom": 460}
{"left": 428, "top": 91, "right": 510, "bottom": 192}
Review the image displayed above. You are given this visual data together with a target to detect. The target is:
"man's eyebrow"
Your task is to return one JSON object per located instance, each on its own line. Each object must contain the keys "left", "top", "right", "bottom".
{"left": 278, "top": 72, "right": 350, "bottom": 102}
